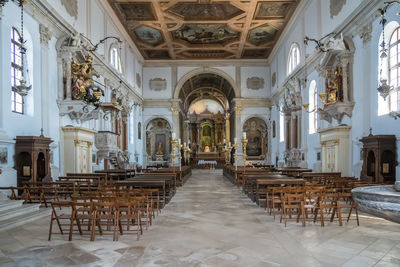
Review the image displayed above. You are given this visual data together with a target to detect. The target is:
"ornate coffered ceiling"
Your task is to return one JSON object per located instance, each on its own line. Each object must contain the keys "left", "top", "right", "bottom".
{"left": 108, "top": 0, "right": 300, "bottom": 60}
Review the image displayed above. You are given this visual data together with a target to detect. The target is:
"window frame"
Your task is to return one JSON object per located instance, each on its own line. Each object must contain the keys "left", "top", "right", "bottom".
{"left": 389, "top": 27, "right": 400, "bottom": 112}
{"left": 11, "top": 27, "right": 24, "bottom": 114}
{"left": 287, "top": 43, "right": 301, "bottom": 75}
{"left": 308, "top": 80, "right": 318, "bottom": 134}
{"left": 109, "top": 44, "right": 123, "bottom": 74}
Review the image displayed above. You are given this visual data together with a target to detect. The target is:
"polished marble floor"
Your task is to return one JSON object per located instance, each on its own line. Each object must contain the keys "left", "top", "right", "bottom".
{"left": 0, "top": 169, "right": 399, "bottom": 267}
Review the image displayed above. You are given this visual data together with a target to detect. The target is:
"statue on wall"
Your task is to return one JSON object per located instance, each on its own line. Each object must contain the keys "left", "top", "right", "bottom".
{"left": 71, "top": 56, "right": 104, "bottom": 107}
{"left": 156, "top": 142, "right": 163, "bottom": 155}
{"left": 324, "top": 66, "right": 343, "bottom": 105}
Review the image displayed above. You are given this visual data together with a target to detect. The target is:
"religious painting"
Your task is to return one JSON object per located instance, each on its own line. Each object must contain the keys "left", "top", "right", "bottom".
{"left": 174, "top": 24, "right": 240, "bottom": 45}
{"left": 254, "top": 2, "right": 294, "bottom": 19}
{"left": 248, "top": 25, "right": 276, "bottom": 46}
{"left": 168, "top": 3, "right": 244, "bottom": 21}
{"left": 0, "top": 147, "right": 7, "bottom": 165}
{"left": 134, "top": 26, "right": 164, "bottom": 46}
{"left": 203, "top": 125, "right": 211, "bottom": 137}
{"left": 155, "top": 134, "right": 166, "bottom": 155}
{"left": 117, "top": 2, "right": 156, "bottom": 20}
{"left": 247, "top": 130, "right": 262, "bottom": 156}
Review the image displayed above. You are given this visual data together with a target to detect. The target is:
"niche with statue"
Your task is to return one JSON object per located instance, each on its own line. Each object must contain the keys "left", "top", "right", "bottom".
{"left": 145, "top": 118, "right": 172, "bottom": 161}
{"left": 243, "top": 117, "right": 267, "bottom": 159}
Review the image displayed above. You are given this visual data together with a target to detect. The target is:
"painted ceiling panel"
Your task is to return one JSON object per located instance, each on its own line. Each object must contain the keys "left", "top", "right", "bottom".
{"left": 108, "top": 0, "right": 300, "bottom": 60}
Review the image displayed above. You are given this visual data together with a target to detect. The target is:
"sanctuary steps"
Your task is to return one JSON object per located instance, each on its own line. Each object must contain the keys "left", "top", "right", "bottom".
{"left": 0, "top": 200, "right": 50, "bottom": 232}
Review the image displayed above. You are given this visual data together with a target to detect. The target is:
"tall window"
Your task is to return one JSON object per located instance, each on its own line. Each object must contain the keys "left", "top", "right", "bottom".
{"left": 279, "top": 108, "right": 284, "bottom": 142}
{"left": 389, "top": 27, "right": 400, "bottom": 112}
{"left": 11, "top": 28, "right": 24, "bottom": 114}
{"left": 287, "top": 43, "right": 300, "bottom": 75}
{"left": 308, "top": 80, "right": 318, "bottom": 134}
{"left": 110, "top": 46, "right": 122, "bottom": 73}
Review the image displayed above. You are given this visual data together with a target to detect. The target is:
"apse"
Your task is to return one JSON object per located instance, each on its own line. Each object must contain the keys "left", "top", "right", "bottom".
{"left": 188, "top": 99, "right": 224, "bottom": 115}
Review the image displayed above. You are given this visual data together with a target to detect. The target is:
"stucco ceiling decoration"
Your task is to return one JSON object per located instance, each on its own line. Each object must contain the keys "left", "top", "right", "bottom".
{"left": 108, "top": 0, "right": 300, "bottom": 60}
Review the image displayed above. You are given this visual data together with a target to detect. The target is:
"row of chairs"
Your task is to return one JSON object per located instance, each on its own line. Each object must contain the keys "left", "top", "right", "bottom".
{"left": 265, "top": 185, "right": 359, "bottom": 227}
{"left": 48, "top": 188, "right": 160, "bottom": 242}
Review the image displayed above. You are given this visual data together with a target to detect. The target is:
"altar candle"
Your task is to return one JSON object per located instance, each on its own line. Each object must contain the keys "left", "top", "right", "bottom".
{"left": 172, "top": 132, "right": 176, "bottom": 139}
{"left": 178, "top": 139, "right": 181, "bottom": 145}
{"left": 184, "top": 142, "right": 186, "bottom": 147}
{"left": 229, "top": 142, "right": 231, "bottom": 147}
{"left": 223, "top": 138, "right": 226, "bottom": 144}
{"left": 234, "top": 138, "right": 237, "bottom": 144}
{"left": 242, "top": 132, "right": 247, "bottom": 139}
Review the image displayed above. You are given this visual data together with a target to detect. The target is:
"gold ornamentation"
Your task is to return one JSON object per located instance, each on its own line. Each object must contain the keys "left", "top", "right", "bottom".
{"left": 71, "top": 56, "right": 103, "bottom": 106}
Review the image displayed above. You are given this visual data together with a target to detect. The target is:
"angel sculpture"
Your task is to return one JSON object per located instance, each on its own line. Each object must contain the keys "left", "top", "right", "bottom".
{"left": 71, "top": 55, "right": 102, "bottom": 105}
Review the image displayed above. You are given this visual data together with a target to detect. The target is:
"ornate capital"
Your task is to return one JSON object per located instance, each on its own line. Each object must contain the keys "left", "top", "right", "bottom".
{"left": 234, "top": 105, "right": 242, "bottom": 115}
{"left": 171, "top": 106, "right": 179, "bottom": 116}
{"left": 39, "top": 24, "right": 52, "bottom": 46}
{"left": 359, "top": 23, "right": 372, "bottom": 45}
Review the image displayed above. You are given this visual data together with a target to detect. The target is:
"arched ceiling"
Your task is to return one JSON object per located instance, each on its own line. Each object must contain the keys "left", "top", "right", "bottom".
{"left": 107, "top": 0, "right": 300, "bottom": 60}
{"left": 178, "top": 73, "right": 235, "bottom": 111}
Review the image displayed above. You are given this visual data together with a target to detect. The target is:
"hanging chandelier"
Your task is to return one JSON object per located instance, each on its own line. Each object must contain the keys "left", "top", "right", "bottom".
{"left": 377, "top": 1, "right": 400, "bottom": 99}
{"left": 3, "top": 0, "right": 32, "bottom": 96}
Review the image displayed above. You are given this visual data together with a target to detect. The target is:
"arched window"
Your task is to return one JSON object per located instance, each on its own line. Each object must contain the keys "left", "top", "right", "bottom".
{"left": 11, "top": 28, "right": 24, "bottom": 114}
{"left": 110, "top": 45, "right": 122, "bottom": 73}
{"left": 308, "top": 80, "right": 318, "bottom": 134}
{"left": 287, "top": 43, "right": 300, "bottom": 75}
{"left": 389, "top": 27, "right": 400, "bottom": 112}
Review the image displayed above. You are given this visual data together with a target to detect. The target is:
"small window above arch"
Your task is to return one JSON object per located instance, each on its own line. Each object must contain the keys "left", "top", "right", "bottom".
{"left": 287, "top": 43, "right": 300, "bottom": 75}
{"left": 109, "top": 44, "right": 123, "bottom": 74}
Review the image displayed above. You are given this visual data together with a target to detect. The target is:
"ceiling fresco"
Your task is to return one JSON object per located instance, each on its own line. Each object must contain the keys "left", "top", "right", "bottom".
{"left": 108, "top": 0, "right": 300, "bottom": 60}
{"left": 174, "top": 24, "right": 240, "bottom": 45}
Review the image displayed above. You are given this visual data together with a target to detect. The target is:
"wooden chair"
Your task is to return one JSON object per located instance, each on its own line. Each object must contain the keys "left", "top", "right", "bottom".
{"left": 48, "top": 201, "right": 81, "bottom": 241}
{"left": 315, "top": 190, "right": 340, "bottom": 227}
{"left": 337, "top": 192, "right": 359, "bottom": 226}
{"left": 116, "top": 199, "right": 141, "bottom": 241}
{"left": 281, "top": 192, "right": 305, "bottom": 227}
{"left": 90, "top": 201, "right": 118, "bottom": 241}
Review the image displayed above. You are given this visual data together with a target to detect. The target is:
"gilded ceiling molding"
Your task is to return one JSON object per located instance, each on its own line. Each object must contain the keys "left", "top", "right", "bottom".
{"left": 61, "top": 0, "right": 78, "bottom": 20}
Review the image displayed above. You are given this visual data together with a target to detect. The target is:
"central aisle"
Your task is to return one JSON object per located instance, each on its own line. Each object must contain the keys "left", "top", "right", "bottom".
{"left": 1, "top": 169, "right": 399, "bottom": 266}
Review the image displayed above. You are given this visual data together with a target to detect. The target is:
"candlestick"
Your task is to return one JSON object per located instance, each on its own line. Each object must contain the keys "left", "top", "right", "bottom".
{"left": 178, "top": 138, "right": 181, "bottom": 145}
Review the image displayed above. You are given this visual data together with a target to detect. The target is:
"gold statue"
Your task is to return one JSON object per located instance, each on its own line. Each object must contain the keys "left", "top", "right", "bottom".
{"left": 156, "top": 142, "right": 163, "bottom": 155}
{"left": 324, "top": 66, "right": 342, "bottom": 105}
{"left": 71, "top": 55, "right": 100, "bottom": 100}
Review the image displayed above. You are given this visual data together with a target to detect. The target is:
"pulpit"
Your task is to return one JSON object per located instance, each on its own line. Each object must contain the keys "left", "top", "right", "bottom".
{"left": 15, "top": 135, "right": 53, "bottom": 187}
{"left": 360, "top": 134, "right": 396, "bottom": 183}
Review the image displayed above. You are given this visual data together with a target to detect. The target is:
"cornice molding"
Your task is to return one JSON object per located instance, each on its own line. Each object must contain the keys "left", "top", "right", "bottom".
{"left": 143, "top": 59, "right": 268, "bottom": 68}
{"left": 143, "top": 99, "right": 172, "bottom": 108}
{"left": 232, "top": 98, "right": 272, "bottom": 108}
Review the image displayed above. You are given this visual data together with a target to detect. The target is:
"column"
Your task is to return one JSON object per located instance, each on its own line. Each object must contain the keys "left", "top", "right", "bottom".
{"left": 285, "top": 114, "right": 291, "bottom": 151}
{"left": 39, "top": 25, "right": 52, "bottom": 135}
{"left": 225, "top": 113, "right": 230, "bottom": 143}
{"left": 292, "top": 114, "right": 297, "bottom": 149}
{"left": 122, "top": 118, "right": 128, "bottom": 151}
